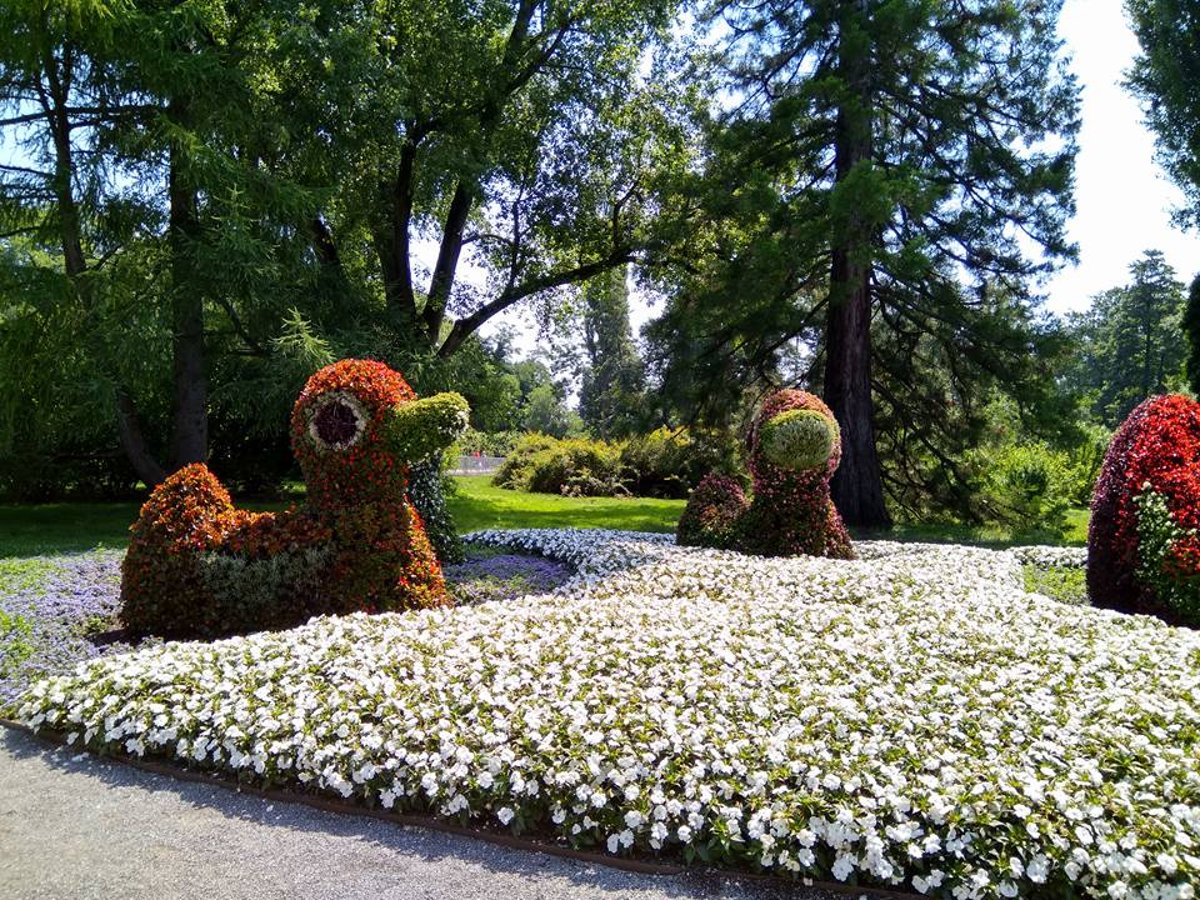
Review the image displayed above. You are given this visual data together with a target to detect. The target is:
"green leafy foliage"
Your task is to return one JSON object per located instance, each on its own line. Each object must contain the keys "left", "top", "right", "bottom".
{"left": 0, "top": 609, "right": 35, "bottom": 680}
{"left": 1135, "top": 489, "right": 1200, "bottom": 625}
{"left": 618, "top": 427, "right": 743, "bottom": 499}
{"left": 493, "top": 435, "right": 564, "bottom": 491}
{"left": 963, "top": 442, "right": 1074, "bottom": 540}
{"left": 1064, "top": 250, "right": 1189, "bottom": 427}
{"left": 1022, "top": 564, "right": 1088, "bottom": 606}
{"left": 758, "top": 410, "right": 836, "bottom": 471}
{"left": 388, "top": 393, "right": 471, "bottom": 464}
{"left": 1126, "top": 0, "right": 1200, "bottom": 228}
{"left": 525, "top": 440, "right": 625, "bottom": 497}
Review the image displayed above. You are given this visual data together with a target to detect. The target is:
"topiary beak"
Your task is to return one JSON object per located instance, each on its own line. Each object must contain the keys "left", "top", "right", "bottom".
{"left": 385, "top": 392, "right": 470, "bottom": 463}
{"left": 759, "top": 409, "right": 836, "bottom": 471}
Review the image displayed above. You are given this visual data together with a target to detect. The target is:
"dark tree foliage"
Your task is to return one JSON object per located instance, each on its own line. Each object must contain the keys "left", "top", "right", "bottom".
{"left": 578, "top": 266, "right": 647, "bottom": 438}
{"left": 1187, "top": 274, "right": 1200, "bottom": 396}
{"left": 648, "top": 0, "right": 1079, "bottom": 525}
{"left": 1126, "top": 0, "right": 1200, "bottom": 228}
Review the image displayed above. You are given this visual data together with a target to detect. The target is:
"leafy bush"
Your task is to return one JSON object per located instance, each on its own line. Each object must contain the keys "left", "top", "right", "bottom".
{"left": 492, "top": 434, "right": 562, "bottom": 490}
{"left": 1088, "top": 394, "right": 1200, "bottom": 622}
{"left": 526, "top": 439, "right": 623, "bottom": 496}
{"left": 456, "top": 428, "right": 522, "bottom": 458}
{"left": 618, "top": 427, "right": 742, "bottom": 499}
{"left": 965, "top": 442, "right": 1073, "bottom": 539}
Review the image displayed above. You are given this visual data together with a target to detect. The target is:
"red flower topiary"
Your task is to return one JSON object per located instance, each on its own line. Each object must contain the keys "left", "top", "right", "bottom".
{"left": 677, "top": 389, "right": 854, "bottom": 559}
{"left": 1087, "top": 394, "right": 1200, "bottom": 622}
{"left": 120, "top": 360, "right": 469, "bottom": 640}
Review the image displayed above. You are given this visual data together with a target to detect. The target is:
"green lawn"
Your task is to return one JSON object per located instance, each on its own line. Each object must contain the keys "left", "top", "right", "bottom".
{"left": 447, "top": 475, "right": 685, "bottom": 534}
{"left": 0, "top": 474, "right": 1086, "bottom": 558}
{"left": 0, "top": 476, "right": 686, "bottom": 558}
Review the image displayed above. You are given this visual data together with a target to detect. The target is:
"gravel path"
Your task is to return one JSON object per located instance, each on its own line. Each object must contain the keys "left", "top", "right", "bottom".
{"left": 0, "top": 726, "right": 851, "bottom": 900}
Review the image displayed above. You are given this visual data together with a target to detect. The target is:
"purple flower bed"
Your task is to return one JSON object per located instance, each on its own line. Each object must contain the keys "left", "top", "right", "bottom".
{"left": 0, "top": 552, "right": 130, "bottom": 709}
{"left": 443, "top": 551, "right": 573, "bottom": 606}
{"left": 0, "top": 546, "right": 571, "bottom": 710}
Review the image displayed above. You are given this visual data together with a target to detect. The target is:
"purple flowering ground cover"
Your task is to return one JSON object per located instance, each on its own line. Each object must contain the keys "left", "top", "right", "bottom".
{"left": 0, "top": 545, "right": 571, "bottom": 711}
{"left": 0, "top": 551, "right": 131, "bottom": 708}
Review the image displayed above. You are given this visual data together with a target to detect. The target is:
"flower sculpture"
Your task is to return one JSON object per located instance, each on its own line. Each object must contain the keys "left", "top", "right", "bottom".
{"left": 678, "top": 389, "right": 854, "bottom": 559}
{"left": 120, "top": 360, "right": 469, "bottom": 640}
{"left": 1088, "top": 394, "right": 1200, "bottom": 624}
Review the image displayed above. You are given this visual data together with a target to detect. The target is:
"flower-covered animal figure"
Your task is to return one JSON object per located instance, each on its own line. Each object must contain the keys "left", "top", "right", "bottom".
{"left": 677, "top": 389, "right": 854, "bottom": 559}
{"left": 1088, "top": 394, "right": 1200, "bottom": 625}
{"left": 120, "top": 360, "right": 470, "bottom": 640}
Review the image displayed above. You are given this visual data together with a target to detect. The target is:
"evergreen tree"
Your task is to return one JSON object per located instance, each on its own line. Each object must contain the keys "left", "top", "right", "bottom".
{"left": 578, "top": 266, "right": 647, "bottom": 438}
{"left": 1065, "top": 250, "right": 1188, "bottom": 426}
{"left": 1181, "top": 274, "right": 1200, "bottom": 396}
{"left": 651, "top": 0, "right": 1078, "bottom": 526}
{"left": 1126, "top": 0, "right": 1200, "bottom": 227}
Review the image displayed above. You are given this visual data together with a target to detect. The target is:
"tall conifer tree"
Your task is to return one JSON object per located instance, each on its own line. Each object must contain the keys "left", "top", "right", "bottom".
{"left": 652, "top": 0, "right": 1078, "bottom": 526}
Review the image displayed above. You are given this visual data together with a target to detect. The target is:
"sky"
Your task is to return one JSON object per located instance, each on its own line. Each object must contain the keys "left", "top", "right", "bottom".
{"left": 1047, "top": 0, "right": 1200, "bottom": 315}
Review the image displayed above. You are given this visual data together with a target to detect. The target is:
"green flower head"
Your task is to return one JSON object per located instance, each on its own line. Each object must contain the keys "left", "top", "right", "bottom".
{"left": 758, "top": 408, "right": 836, "bottom": 471}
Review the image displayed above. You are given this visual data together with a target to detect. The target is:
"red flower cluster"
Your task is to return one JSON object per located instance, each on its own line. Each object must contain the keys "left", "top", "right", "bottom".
{"left": 1087, "top": 394, "right": 1200, "bottom": 621}
{"left": 121, "top": 360, "right": 463, "bottom": 640}
{"left": 677, "top": 390, "right": 854, "bottom": 559}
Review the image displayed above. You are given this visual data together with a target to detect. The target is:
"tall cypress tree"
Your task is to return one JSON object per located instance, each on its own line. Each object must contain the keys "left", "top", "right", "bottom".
{"left": 1186, "top": 274, "right": 1200, "bottom": 396}
{"left": 578, "top": 266, "right": 647, "bottom": 438}
{"left": 652, "top": 0, "right": 1078, "bottom": 526}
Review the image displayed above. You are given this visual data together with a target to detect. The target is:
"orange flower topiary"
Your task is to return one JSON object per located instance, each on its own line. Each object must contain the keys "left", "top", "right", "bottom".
{"left": 120, "top": 360, "right": 469, "bottom": 640}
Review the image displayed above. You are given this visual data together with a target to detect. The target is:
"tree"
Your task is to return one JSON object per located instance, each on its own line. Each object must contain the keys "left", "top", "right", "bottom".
{"left": 1126, "top": 0, "right": 1200, "bottom": 227}
{"left": 578, "top": 266, "right": 647, "bottom": 438}
{"left": 0, "top": 0, "right": 168, "bottom": 485}
{"left": 1065, "top": 250, "right": 1188, "bottom": 426}
{"left": 1187, "top": 274, "right": 1200, "bottom": 396}
{"left": 250, "top": 0, "right": 687, "bottom": 361}
{"left": 650, "top": 0, "right": 1078, "bottom": 526}
{"left": 0, "top": 0, "right": 327, "bottom": 489}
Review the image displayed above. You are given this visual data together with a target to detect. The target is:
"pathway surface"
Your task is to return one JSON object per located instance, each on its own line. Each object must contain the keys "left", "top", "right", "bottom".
{"left": 0, "top": 726, "right": 849, "bottom": 900}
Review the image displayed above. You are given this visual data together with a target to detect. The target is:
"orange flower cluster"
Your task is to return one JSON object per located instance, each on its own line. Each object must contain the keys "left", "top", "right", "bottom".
{"left": 120, "top": 360, "right": 466, "bottom": 640}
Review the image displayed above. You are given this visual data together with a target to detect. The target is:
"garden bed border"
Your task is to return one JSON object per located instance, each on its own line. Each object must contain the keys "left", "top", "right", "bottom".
{"left": 1, "top": 718, "right": 919, "bottom": 899}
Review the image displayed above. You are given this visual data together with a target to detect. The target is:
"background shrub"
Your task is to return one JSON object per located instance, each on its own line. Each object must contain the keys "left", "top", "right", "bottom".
{"left": 526, "top": 438, "right": 623, "bottom": 496}
{"left": 493, "top": 434, "right": 562, "bottom": 490}
{"left": 964, "top": 442, "right": 1073, "bottom": 539}
{"left": 619, "top": 427, "right": 743, "bottom": 499}
{"left": 455, "top": 428, "right": 522, "bottom": 458}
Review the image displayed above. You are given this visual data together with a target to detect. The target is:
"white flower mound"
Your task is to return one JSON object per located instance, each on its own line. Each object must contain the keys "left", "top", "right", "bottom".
{"left": 15, "top": 530, "right": 1200, "bottom": 900}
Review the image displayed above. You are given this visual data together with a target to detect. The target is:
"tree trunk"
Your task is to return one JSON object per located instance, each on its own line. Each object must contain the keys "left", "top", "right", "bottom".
{"left": 44, "top": 47, "right": 167, "bottom": 486}
{"left": 824, "top": 0, "right": 891, "bottom": 529}
{"left": 167, "top": 116, "right": 208, "bottom": 469}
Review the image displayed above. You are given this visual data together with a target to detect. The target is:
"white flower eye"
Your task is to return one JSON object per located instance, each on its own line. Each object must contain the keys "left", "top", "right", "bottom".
{"left": 307, "top": 392, "right": 368, "bottom": 451}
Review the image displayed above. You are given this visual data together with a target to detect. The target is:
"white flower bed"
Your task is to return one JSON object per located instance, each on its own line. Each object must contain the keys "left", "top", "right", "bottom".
{"left": 14, "top": 530, "right": 1200, "bottom": 900}
{"left": 1010, "top": 545, "right": 1088, "bottom": 569}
